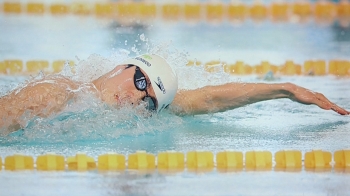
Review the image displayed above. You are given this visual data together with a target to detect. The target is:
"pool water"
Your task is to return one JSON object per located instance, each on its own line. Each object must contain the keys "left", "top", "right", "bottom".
{"left": 1, "top": 1, "right": 350, "bottom": 195}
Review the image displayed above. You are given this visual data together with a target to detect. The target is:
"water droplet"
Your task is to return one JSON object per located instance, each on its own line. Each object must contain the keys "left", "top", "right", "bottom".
{"left": 140, "top": 33, "right": 146, "bottom": 42}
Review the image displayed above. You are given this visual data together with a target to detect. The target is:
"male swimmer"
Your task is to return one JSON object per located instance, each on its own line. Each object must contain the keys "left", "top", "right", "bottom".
{"left": 0, "top": 54, "right": 349, "bottom": 134}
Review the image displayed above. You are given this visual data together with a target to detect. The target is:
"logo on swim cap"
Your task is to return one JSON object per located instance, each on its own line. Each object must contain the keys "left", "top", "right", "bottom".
{"left": 155, "top": 77, "right": 166, "bottom": 94}
{"left": 135, "top": 57, "right": 151, "bottom": 67}
{"left": 142, "top": 54, "right": 152, "bottom": 60}
{"left": 159, "top": 104, "right": 168, "bottom": 112}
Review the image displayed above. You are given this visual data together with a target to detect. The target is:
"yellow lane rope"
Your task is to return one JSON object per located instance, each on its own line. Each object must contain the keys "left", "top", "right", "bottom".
{"left": 1, "top": 1, "right": 350, "bottom": 25}
{"left": 1, "top": 150, "right": 349, "bottom": 171}
{"left": 1, "top": 59, "right": 349, "bottom": 76}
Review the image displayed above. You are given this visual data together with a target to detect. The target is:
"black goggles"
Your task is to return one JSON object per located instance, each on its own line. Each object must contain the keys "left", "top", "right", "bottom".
{"left": 126, "top": 64, "right": 157, "bottom": 111}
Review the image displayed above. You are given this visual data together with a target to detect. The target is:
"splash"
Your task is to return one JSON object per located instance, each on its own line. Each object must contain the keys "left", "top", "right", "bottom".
{"left": 0, "top": 35, "right": 247, "bottom": 144}
{"left": 1, "top": 76, "right": 184, "bottom": 144}
{"left": 2, "top": 101, "right": 183, "bottom": 145}
{"left": 0, "top": 37, "right": 189, "bottom": 144}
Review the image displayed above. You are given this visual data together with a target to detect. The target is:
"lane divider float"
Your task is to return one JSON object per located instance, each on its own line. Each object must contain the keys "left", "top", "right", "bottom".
{"left": 0, "top": 60, "right": 75, "bottom": 75}
{"left": 0, "top": 59, "right": 349, "bottom": 76}
{"left": 193, "top": 59, "right": 350, "bottom": 76}
{"left": 1, "top": 149, "right": 350, "bottom": 172}
{"left": 1, "top": 1, "right": 350, "bottom": 26}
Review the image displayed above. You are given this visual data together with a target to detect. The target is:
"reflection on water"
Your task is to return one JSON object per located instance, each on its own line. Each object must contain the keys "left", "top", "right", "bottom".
{"left": 332, "top": 23, "right": 350, "bottom": 42}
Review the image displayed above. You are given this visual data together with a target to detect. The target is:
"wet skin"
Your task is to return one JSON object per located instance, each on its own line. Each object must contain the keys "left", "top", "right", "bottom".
{"left": 0, "top": 64, "right": 349, "bottom": 134}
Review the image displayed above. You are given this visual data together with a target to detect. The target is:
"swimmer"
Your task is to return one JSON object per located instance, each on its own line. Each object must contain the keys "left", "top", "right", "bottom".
{"left": 0, "top": 54, "right": 349, "bottom": 134}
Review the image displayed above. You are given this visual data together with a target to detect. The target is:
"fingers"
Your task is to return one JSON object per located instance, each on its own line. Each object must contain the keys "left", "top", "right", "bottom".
{"left": 331, "top": 105, "right": 350, "bottom": 115}
{"left": 313, "top": 93, "right": 350, "bottom": 115}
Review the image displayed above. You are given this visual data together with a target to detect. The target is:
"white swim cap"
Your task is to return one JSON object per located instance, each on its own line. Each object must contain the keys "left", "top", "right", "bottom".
{"left": 121, "top": 54, "right": 178, "bottom": 113}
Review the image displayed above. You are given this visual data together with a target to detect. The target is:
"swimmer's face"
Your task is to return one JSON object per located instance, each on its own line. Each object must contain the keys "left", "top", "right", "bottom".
{"left": 97, "top": 64, "right": 157, "bottom": 110}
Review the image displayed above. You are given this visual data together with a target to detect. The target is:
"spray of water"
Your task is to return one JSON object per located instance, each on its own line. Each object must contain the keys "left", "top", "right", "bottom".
{"left": 0, "top": 36, "right": 189, "bottom": 144}
{"left": 0, "top": 34, "right": 251, "bottom": 144}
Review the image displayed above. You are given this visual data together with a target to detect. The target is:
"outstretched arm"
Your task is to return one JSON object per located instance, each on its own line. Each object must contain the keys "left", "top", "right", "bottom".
{"left": 170, "top": 82, "right": 349, "bottom": 116}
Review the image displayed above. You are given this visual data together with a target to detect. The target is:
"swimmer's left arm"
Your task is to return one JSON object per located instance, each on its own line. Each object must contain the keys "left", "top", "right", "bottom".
{"left": 170, "top": 82, "right": 350, "bottom": 116}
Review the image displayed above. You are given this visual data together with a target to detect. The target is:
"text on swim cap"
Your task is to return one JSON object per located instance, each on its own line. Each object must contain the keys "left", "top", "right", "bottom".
{"left": 155, "top": 77, "right": 166, "bottom": 94}
{"left": 135, "top": 57, "right": 151, "bottom": 67}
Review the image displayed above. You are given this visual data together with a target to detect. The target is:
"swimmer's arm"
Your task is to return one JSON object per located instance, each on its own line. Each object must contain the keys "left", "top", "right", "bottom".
{"left": 0, "top": 79, "right": 77, "bottom": 134}
{"left": 0, "top": 93, "right": 25, "bottom": 134}
{"left": 170, "top": 82, "right": 350, "bottom": 116}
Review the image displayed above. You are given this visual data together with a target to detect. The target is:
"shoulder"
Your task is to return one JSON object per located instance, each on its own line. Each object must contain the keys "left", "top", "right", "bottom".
{"left": 167, "top": 90, "right": 189, "bottom": 115}
{"left": 30, "top": 74, "right": 81, "bottom": 90}
{"left": 169, "top": 89, "right": 204, "bottom": 115}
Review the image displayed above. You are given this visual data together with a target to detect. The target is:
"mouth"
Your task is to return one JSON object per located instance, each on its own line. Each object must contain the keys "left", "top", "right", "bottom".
{"left": 114, "top": 94, "right": 135, "bottom": 107}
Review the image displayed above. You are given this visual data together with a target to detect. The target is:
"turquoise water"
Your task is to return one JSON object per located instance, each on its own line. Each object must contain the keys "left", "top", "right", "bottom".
{"left": 1, "top": 74, "right": 349, "bottom": 155}
{"left": 1, "top": 74, "right": 349, "bottom": 195}
{"left": 1, "top": 1, "right": 350, "bottom": 195}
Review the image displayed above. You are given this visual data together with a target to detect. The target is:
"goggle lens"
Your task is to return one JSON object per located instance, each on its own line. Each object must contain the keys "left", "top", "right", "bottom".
{"left": 130, "top": 65, "right": 158, "bottom": 111}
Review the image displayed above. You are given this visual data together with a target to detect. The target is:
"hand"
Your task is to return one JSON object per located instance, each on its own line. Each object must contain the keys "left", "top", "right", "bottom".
{"left": 287, "top": 83, "right": 350, "bottom": 115}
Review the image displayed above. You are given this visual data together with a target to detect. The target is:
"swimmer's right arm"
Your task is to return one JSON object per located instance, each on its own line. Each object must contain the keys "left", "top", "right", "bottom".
{"left": 170, "top": 82, "right": 350, "bottom": 116}
{"left": 0, "top": 96, "right": 22, "bottom": 133}
{"left": 0, "top": 78, "right": 77, "bottom": 134}
{"left": 0, "top": 92, "right": 30, "bottom": 134}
